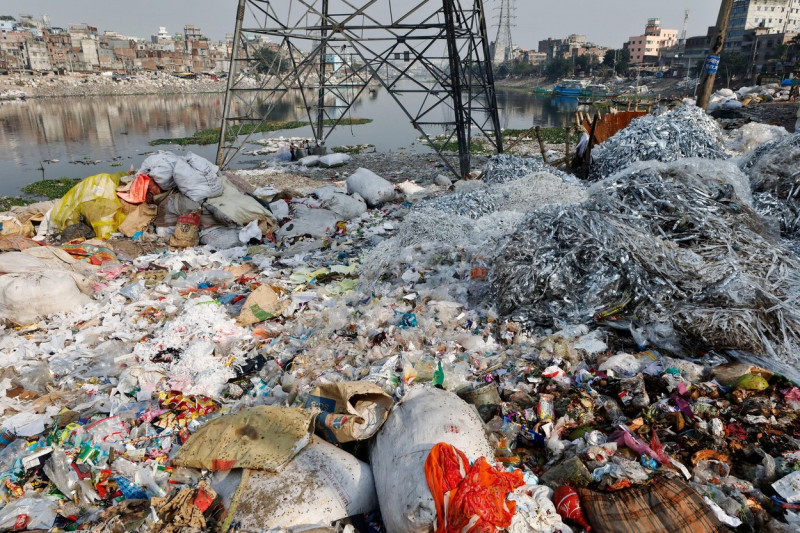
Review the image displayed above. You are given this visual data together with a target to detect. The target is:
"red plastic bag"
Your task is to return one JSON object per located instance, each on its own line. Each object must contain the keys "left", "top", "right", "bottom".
{"left": 425, "top": 442, "right": 524, "bottom": 533}
{"left": 117, "top": 174, "right": 155, "bottom": 204}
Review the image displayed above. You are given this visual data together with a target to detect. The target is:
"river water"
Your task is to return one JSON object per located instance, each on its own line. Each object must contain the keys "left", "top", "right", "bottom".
{"left": 0, "top": 87, "right": 579, "bottom": 197}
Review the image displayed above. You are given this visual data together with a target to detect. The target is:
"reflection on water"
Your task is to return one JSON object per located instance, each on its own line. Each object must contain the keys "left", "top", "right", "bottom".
{"left": 0, "top": 87, "right": 578, "bottom": 196}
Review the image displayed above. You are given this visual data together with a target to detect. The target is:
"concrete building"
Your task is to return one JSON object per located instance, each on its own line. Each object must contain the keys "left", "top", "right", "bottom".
{"left": 24, "top": 38, "right": 51, "bottom": 71}
{"left": 538, "top": 34, "right": 607, "bottom": 61}
{"left": 626, "top": 18, "right": 679, "bottom": 65}
{"left": 726, "top": 0, "right": 800, "bottom": 51}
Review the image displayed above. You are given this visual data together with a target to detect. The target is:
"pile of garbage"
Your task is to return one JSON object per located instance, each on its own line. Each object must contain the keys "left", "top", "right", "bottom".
{"left": 589, "top": 105, "right": 730, "bottom": 180}
{"left": 1, "top": 103, "right": 800, "bottom": 532}
{"left": 708, "top": 86, "right": 790, "bottom": 113}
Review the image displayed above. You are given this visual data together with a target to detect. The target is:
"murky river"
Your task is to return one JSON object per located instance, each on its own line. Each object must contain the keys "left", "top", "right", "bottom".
{"left": 0, "top": 86, "right": 579, "bottom": 196}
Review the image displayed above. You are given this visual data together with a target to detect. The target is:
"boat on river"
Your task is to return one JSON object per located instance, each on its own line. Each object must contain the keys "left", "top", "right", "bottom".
{"left": 553, "top": 79, "right": 585, "bottom": 97}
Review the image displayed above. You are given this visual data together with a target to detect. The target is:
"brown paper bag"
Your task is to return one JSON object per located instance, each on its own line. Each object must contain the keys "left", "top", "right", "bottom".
{"left": 118, "top": 204, "right": 158, "bottom": 237}
{"left": 304, "top": 382, "right": 394, "bottom": 444}
{"left": 236, "top": 285, "right": 287, "bottom": 326}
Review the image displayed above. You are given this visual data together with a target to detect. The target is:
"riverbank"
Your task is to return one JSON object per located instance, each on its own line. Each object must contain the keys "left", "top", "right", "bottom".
{"left": 0, "top": 72, "right": 227, "bottom": 98}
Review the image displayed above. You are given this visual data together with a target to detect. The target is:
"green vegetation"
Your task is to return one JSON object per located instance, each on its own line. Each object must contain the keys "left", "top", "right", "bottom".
{"left": 332, "top": 144, "right": 374, "bottom": 155}
{"left": 109, "top": 162, "right": 122, "bottom": 167}
{"left": 150, "top": 118, "right": 373, "bottom": 146}
{"left": 603, "top": 49, "right": 631, "bottom": 76}
{"left": 0, "top": 197, "right": 34, "bottom": 211}
{"left": 0, "top": 15, "right": 16, "bottom": 21}
{"left": 21, "top": 177, "right": 80, "bottom": 199}
{"left": 503, "top": 127, "right": 581, "bottom": 145}
{"left": 255, "top": 46, "right": 291, "bottom": 75}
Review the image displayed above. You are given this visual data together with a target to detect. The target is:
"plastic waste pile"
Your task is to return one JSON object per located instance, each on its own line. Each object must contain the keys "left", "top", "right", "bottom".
{"left": 1, "top": 105, "right": 800, "bottom": 532}
{"left": 589, "top": 105, "right": 730, "bottom": 180}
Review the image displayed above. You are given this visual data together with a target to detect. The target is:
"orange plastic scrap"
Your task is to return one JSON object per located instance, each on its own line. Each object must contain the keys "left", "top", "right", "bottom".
{"left": 425, "top": 442, "right": 525, "bottom": 533}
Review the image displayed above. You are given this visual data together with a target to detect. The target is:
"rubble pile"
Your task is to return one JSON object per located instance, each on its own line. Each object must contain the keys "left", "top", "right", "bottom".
{"left": 0, "top": 103, "right": 799, "bottom": 532}
{"left": 589, "top": 105, "right": 730, "bottom": 180}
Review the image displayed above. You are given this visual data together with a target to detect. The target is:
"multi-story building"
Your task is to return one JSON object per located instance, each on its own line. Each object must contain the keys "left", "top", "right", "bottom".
{"left": 726, "top": 0, "right": 800, "bottom": 51}
{"left": 625, "top": 18, "right": 679, "bottom": 65}
{"left": 24, "top": 38, "right": 51, "bottom": 71}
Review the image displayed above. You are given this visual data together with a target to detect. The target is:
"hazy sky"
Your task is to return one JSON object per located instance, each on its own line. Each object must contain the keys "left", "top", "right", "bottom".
{"left": 10, "top": 1, "right": 720, "bottom": 50}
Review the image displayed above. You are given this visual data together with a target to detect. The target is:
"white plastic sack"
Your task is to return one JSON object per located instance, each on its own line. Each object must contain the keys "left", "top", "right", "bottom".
{"left": 205, "top": 177, "right": 276, "bottom": 227}
{"left": 299, "top": 155, "right": 321, "bottom": 167}
{"left": 173, "top": 152, "right": 224, "bottom": 203}
{"left": 137, "top": 152, "right": 180, "bottom": 190}
{"left": 278, "top": 205, "right": 341, "bottom": 241}
{"left": 318, "top": 153, "right": 351, "bottom": 168}
{"left": 199, "top": 226, "right": 242, "bottom": 249}
{"left": 315, "top": 186, "right": 367, "bottom": 220}
{"left": 0, "top": 271, "right": 92, "bottom": 324}
{"left": 215, "top": 437, "right": 378, "bottom": 531}
{"left": 370, "top": 386, "right": 494, "bottom": 533}
{"left": 346, "top": 168, "right": 396, "bottom": 207}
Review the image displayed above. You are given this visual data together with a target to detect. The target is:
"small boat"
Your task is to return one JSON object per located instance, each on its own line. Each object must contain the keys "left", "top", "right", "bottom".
{"left": 553, "top": 79, "right": 585, "bottom": 97}
{"left": 533, "top": 87, "right": 552, "bottom": 95}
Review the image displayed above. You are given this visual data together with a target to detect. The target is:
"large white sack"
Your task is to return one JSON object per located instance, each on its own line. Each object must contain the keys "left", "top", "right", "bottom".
{"left": 318, "top": 153, "right": 351, "bottom": 168}
{"left": 346, "top": 168, "right": 396, "bottom": 207}
{"left": 173, "top": 153, "right": 224, "bottom": 203}
{"left": 0, "top": 271, "right": 92, "bottom": 324}
{"left": 137, "top": 152, "right": 180, "bottom": 190}
{"left": 0, "top": 248, "right": 96, "bottom": 277}
{"left": 370, "top": 386, "right": 494, "bottom": 533}
{"left": 213, "top": 437, "right": 378, "bottom": 531}
{"left": 205, "top": 177, "right": 276, "bottom": 227}
{"left": 277, "top": 205, "right": 341, "bottom": 241}
{"left": 314, "top": 186, "right": 367, "bottom": 220}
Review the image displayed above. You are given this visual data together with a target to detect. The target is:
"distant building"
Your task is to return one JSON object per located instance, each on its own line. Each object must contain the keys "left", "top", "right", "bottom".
{"left": 538, "top": 34, "right": 607, "bottom": 62}
{"left": 625, "top": 18, "right": 679, "bottom": 65}
{"left": 726, "top": 0, "right": 800, "bottom": 51}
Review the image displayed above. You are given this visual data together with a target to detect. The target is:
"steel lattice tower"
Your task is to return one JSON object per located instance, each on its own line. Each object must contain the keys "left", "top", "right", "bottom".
{"left": 216, "top": 0, "right": 503, "bottom": 179}
{"left": 492, "top": 0, "right": 514, "bottom": 64}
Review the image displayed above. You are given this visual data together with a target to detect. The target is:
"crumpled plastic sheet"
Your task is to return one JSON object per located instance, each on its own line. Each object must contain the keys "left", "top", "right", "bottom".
{"left": 482, "top": 154, "right": 574, "bottom": 185}
{"left": 589, "top": 105, "right": 730, "bottom": 180}
{"left": 491, "top": 160, "right": 800, "bottom": 363}
{"left": 740, "top": 132, "right": 800, "bottom": 199}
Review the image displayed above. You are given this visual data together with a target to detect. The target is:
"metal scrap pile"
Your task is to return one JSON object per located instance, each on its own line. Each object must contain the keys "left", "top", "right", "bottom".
{"left": 491, "top": 160, "right": 800, "bottom": 364}
{"left": 741, "top": 133, "right": 800, "bottom": 247}
{"left": 482, "top": 154, "right": 573, "bottom": 185}
{"left": 589, "top": 105, "right": 730, "bottom": 180}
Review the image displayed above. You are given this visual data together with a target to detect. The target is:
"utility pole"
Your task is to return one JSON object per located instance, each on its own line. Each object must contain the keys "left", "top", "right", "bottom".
{"left": 697, "top": 0, "right": 734, "bottom": 110}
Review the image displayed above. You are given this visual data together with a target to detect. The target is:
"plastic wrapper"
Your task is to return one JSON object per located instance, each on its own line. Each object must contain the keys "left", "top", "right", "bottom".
{"left": 590, "top": 105, "right": 730, "bottom": 180}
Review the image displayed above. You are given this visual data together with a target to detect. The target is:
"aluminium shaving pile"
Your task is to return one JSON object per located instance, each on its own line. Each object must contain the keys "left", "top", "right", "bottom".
{"left": 740, "top": 133, "right": 800, "bottom": 248}
{"left": 482, "top": 154, "right": 574, "bottom": 185}
{"left": 491, "top": 160, "right": 800, "bottom": 363}
{"left": 589, "top": 105, "right": 730, "bottom": 180}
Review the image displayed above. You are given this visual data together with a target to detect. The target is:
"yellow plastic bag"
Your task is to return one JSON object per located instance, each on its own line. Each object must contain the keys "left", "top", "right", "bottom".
{"left": 50, "top": 172, "right": 128, "bottom": 239}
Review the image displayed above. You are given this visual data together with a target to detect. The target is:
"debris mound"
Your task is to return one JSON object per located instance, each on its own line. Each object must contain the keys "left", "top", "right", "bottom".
{"left": 589, "top": 105, "right": 729, "bottom": 180}
{"left": 492, "top": 160, "right": 800, "bottom": 360}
